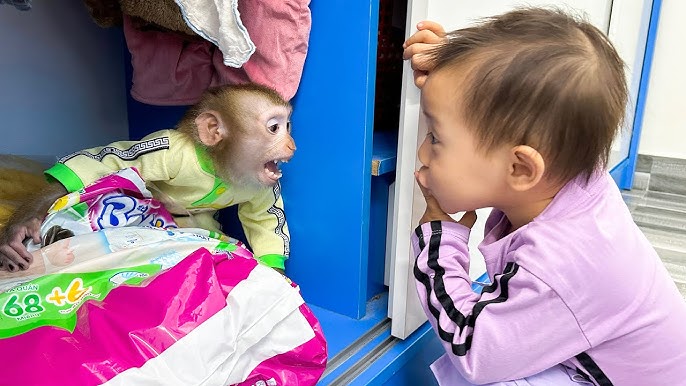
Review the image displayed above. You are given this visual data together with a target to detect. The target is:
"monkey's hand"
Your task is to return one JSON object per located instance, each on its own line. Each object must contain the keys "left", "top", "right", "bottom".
{"left": 402, "top": 21, "right": 447, "bottom": 89}
{"left": 0, "top": 218, "right": 41, "bottom": 272}
{"left": 0, "top": 183, "right": 67, "bottom": 272}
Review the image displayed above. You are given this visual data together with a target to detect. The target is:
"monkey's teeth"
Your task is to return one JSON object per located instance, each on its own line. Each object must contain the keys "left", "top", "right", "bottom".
{"left": 265, "top": 160, "right": 285, "bottom": 180}
{"left": 266, "top": 169, "right": 283, "bottom": 179}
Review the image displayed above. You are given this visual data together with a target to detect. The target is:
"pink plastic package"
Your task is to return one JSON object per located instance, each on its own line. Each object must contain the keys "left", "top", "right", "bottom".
{"left": 38, "top": 167, "right": 178, "bottom": 240}
{"left": 0, "top": 168, "right": 327, "bottom": 385}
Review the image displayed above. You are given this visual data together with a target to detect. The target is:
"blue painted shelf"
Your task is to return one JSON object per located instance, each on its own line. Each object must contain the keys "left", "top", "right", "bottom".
{"left": 372, "top": 131, "right": 398, "bottom": 176}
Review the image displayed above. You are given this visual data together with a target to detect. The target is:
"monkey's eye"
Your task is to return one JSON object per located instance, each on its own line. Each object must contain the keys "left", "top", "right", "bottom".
{"left": 268, "top": 123, "right": 279, "bottom": 134}
{"left": 286, "top": 122, "right": 292, "bottom": 133}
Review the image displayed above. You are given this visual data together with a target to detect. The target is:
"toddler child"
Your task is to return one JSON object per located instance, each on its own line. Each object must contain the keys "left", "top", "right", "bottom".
{"left": 403, "top": 7, "right": 686, "bottom": 386}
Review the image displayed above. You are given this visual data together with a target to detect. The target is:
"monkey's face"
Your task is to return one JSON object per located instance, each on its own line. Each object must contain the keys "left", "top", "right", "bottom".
{"left": 195, "top": 87, "right": 296, "bottom": 189}
{"left": 254, "top": 105, "right": 296, "bottom": 187}
{"left": 211, "top": 102, "right": 296, "bottom": 189}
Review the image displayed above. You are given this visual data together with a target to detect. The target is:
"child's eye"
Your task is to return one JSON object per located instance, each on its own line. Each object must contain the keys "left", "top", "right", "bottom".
{"left": 428, "top": 132, "right": 438, "bottom": 144}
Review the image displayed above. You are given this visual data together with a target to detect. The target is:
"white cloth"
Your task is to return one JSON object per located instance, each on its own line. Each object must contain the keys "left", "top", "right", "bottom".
{"left": 174, "top": 0, "right": 256, "bottom": 67}
{"left": 103, "top": 265, "right": 310, "bottom": 385}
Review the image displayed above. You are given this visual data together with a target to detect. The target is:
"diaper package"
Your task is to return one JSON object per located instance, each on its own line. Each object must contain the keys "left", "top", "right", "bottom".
{"left": 0, "top": 168, "right": 327, "bottom": 385}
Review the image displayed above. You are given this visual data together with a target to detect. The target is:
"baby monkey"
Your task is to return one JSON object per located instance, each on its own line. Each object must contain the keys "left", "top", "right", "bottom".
{"left": 0, "top": 83, "right": 295, "bottom": 274}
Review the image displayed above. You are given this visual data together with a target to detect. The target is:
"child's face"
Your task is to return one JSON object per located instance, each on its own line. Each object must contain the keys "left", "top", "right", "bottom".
{"left": 416, "top": 70, "right": 508, "bottom": 213}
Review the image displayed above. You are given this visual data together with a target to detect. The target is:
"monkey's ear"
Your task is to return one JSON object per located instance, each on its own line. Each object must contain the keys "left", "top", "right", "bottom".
{"left": 195, "top": 111, "right": 226, "bottom": 146}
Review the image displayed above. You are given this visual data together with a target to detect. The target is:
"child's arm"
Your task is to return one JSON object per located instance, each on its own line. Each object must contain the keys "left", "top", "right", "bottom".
{"left": 413, "top": 177, "right": 589, "bottom": 383}
{"left": 403, "top": 21, "right": 446, "bottom": 88}
{"left": 413, "top": 221, "right": 590, "bottom": 383}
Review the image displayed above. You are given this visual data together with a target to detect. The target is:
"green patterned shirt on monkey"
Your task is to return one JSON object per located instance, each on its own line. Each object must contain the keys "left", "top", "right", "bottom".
{"left": 44, "top": 129, "right": 290, "bottom": 270}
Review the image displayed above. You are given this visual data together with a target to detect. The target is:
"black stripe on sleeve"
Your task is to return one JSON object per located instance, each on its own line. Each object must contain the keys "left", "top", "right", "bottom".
{"left": 414, "top": 224, "right": 465, "bottom": 348}
{"left": 414, "top": 224, "right": 450, "bottom": 334}
{"left": 574, "top": 367, "right": 593, "bottom": 383}
{"left": 413, "top": 221, "right": 520, "bottom": 356}
{"left": 415, "top": 225, "right": 425, "bottom": 249}
{"left": 426, "top": 221, "right": 469, "bottom": 331}
{"left": 576, "top": 352, "right": 614, "bottom": 386}
{"left": 465, "top": 263, "right": 518, "bottom": 328}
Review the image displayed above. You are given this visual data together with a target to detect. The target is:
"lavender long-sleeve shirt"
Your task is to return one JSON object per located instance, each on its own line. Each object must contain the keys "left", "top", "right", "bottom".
{"left": 412, "top": 172, "right": 686, "bottom": 385}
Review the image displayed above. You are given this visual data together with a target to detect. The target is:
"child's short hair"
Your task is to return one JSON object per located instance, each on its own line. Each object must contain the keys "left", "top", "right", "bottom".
{"left": 429, "top": 7, "right": 628, "bottom": 183}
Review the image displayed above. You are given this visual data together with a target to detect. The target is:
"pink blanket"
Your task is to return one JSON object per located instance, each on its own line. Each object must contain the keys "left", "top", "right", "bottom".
{"left": 124, "top": 0, "right": 311, "bottom": 105}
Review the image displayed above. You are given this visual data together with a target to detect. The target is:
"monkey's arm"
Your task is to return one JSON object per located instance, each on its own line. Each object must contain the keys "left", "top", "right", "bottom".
{"left": 237, "top": 184, "right": 290, "bottom": 271}
{"left": 43, "top": 130, "right": 183, "bottom": 194}
{"left": 0, "top": 183, "right": 66, "bottom": 272}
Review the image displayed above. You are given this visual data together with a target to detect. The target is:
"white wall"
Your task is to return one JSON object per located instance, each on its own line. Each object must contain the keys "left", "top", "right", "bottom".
{"left": 0, "top": 0, "right": 129, "bottom": 164}
{"left": 638, "top": 0, "right": 686, "bottom": 159}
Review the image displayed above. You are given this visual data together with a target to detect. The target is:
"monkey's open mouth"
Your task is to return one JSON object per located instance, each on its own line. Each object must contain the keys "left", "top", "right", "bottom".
{"left": 264, "top": 159, "right": 286, "bottom": 181}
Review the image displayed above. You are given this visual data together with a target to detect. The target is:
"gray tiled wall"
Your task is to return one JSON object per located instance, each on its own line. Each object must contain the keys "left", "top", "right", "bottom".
{"left": 625, "top": 154, "right": 686, "bottom": 299}
{"left": 635, "top": 154, "right": 686, "bottom": 195}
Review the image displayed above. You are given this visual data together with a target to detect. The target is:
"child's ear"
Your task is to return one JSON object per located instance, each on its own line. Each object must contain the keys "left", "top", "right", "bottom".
{"left": 195, "top": 111, "right": 226, "bottom": 146}
{"left": 506, "top": 145, "right": 545, "bottom": 192}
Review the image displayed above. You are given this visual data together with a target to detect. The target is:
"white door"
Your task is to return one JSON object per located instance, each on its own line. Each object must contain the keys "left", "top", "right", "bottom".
{"left": 389, "top": 0, "right": 653, "bottom": 339}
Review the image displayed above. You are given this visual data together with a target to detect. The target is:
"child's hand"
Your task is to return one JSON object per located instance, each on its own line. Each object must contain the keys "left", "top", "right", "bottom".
{"left": 415, "top": 170, "right": 453, "bottom": 224}
{"left": 403, "top": 21, "right": 447, "bottom": 89}
{"left": 415, "top": 171, "right": 477, "bottom": 228}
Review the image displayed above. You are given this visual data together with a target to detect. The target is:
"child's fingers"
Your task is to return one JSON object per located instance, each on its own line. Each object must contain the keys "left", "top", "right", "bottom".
{"left": 404, "top": 29, "right": 443, "bottom": 46}
{"left": 416, "top": 20, "right": 446, "bottom": 37}
{"left": 413, "top": 71, "right": 428, "bottom": 89}
{"left": 409, "top": 52, "right": 433, "bottom": 72}
{"left": 402, "top": 41, "right": 436, "bottom": 60}
{"left": 458, "top": 211, "right": 478, "bottom": 229}
{"left": 414, "top": 170, "right": 431, "bottom": 197}
{"left": 402, "top": 29, "right": 445, "bottom": 50}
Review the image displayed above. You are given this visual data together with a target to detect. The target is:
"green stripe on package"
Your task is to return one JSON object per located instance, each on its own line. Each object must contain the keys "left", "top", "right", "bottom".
{"left": 0, "top": 265, "right": 161, "bottom": 339}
